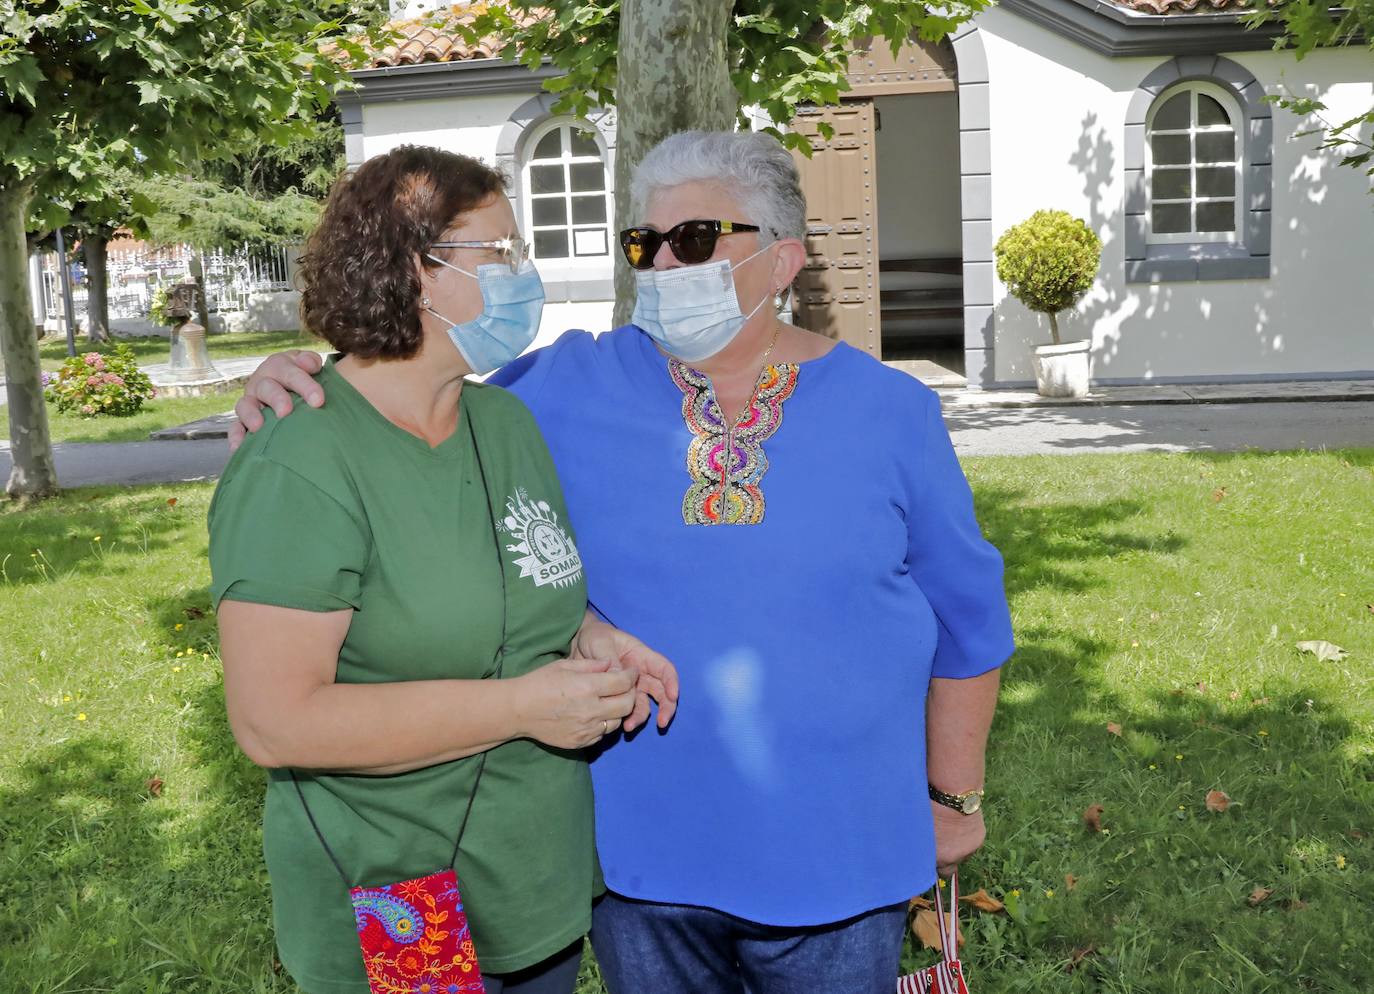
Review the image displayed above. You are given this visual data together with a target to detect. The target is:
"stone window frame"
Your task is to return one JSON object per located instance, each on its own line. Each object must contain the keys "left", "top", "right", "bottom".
{"left": 1145, "top": 81, "right": 1245, "bottom": 246}
{"left": 519, "top": 116, "right": 616, "bottom": 266}
{"left": 495, "top": 93, "right": 618, "bottom": 301}
{"left": 1124, "top": 55, "right": 1272, "bottom": 283}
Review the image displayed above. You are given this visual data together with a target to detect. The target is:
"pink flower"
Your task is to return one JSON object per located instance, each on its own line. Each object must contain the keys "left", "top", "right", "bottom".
{"left": 80, "top": 404, "right": 95, "bottom": 414}
{"left": 103, "top": 373, "right": 124, "bottom": 386}
{"left": 86, "top": 375, "right": 101, "bottom": 387}
{"left": 83, "top": 353, "right": 100, "bottom": 366}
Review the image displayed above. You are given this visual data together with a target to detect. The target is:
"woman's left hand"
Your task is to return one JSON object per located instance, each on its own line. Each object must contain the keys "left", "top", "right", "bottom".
{"left": 932, "top": 802, "right": 986, "bottom": 877}
{"left": 574, "top": 615, "right": 679, "bottom": 733}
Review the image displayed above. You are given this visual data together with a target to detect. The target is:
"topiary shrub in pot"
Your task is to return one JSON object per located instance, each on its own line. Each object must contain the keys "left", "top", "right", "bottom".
{"left": 994, "top": 210, "right": 1102, "bottom": 398}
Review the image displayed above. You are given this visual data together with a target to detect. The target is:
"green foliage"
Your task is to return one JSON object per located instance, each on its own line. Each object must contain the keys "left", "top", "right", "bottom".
{"left": 1244, "top": 0, "right": 1374, "bottom": 189}
{"left": 42, "top": 345, "right": 156, "bottom": 418}
{"left": 994, "top": 210, "right": 1102, "bottom": 340}
{"left": 455, "top": 1, "right": 990, "bottom": 152}
{"left": 148, "top": 286, "right": 175, "bottom": 327}
{"left": 130, "top": 175, "right": 322, "bottom": 251}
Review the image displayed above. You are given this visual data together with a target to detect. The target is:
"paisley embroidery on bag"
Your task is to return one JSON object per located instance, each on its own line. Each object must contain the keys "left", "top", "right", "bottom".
{"left": 668, "top": 358, "right": 799, "bottom": 526}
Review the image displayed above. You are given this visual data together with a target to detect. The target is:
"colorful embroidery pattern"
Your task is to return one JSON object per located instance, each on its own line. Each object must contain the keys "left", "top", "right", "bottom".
{"left": 668, "top": 358, "right": 800, "bottom": 525}
{"left": 351, "top": 868, "right": 485, "bottom": 994}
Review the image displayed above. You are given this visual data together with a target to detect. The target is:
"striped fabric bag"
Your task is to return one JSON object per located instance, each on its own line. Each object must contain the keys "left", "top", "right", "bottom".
{"left": 897, "top": 870, "right": 971, "bottom": 994}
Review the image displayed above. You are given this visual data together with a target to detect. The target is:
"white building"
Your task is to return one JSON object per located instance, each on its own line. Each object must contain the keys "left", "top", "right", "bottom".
{"left": 346, "top": 1, "right": 1374, "bottom": 389}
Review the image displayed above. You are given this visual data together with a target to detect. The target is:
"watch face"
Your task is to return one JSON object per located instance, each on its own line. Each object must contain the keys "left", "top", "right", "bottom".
{"left": 961, "top": 793, "right": 982, "bottom": 815}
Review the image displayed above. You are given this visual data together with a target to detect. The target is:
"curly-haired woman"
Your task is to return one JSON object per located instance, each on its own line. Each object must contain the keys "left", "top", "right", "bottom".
{"left": 207, "top": 145, "right": 677, "bottom": 994}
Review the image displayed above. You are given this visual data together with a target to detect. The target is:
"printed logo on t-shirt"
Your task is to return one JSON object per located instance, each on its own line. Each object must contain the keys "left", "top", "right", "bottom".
{"left": 500, "top": 488, "right": 584, "bottom": 589}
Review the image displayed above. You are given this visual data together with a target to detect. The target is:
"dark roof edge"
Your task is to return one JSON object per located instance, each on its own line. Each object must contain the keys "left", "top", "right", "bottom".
{"left": 339, "top": 57, "right": 561, "bottom": 105}
{"left": 1001, "top": 0, "right": 1291, "bottom": 56}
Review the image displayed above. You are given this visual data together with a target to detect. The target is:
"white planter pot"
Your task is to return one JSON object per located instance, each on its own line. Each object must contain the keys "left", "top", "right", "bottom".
{"left": 1032, "top": 339, "right": 1092, "bottom": 398}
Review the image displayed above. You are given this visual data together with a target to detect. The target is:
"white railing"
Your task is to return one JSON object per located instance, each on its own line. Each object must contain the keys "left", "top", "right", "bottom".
{"left": 40, "top": 243, "right": 298, "bottom": 322}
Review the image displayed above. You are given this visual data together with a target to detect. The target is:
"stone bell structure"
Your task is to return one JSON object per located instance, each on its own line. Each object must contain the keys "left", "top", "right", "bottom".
{"left": 163, "top": 276, "right": 221, "bottom": 384}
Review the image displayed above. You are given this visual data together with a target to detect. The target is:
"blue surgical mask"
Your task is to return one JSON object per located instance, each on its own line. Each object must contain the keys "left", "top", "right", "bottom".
{"left": 424, "top": 256, "right": 545, "bottom": 374}
{"left": 631, "top": 243, "right": 774, "bottom": 363}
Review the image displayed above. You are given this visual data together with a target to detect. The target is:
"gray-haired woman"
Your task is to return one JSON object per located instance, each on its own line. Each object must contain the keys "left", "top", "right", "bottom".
{"left": 233, "top": 129, "right": 1014, "bottom": 993}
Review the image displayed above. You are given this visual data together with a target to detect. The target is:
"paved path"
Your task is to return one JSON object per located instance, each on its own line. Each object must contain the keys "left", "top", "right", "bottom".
{"left": 4, "top": 399, "right": 1371, "bottom": 488}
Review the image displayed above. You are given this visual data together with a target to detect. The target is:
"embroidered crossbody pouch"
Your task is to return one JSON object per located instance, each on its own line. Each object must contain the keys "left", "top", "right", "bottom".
{"left": 291, "top": 411, "right": 507, "bottom": 994}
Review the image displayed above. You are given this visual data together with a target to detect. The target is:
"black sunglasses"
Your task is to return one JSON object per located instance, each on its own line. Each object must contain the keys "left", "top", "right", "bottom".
{"left": 619, "top": 220, "right": 764, "bottom": 270}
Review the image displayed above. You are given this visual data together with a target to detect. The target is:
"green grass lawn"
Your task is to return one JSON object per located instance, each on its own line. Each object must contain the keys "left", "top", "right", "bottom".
{"left": 1, "top": 451, "right": 1371, "bottom": 993}
{"left": 34, "top": 329, "right": 320, "bottom": 372}
{"left": 0, "top": 330, "right": 321, "bottom": 443}
{"left": 0, "top": 394, "right": 240, "bottom": 444}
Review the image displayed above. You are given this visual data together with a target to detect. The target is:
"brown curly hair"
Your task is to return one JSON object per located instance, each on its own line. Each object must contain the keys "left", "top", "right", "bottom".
{"left": 298, "top": 145, "right": 507, "bottom": 359}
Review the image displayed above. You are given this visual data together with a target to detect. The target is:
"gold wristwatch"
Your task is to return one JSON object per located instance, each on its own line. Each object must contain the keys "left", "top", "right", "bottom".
{"left": 929, "top": 784, "right": 984, "bottom": 815}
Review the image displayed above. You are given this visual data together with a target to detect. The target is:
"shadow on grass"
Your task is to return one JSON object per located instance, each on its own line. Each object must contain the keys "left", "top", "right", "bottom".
{"left": 0, "top": 680, "right": 285, "bottom": 993}
{"left": 0, "top": 487, "right": 194, "bottom": 588}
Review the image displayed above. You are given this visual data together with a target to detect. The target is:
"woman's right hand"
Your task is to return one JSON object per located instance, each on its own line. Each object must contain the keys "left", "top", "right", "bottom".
{"left": 229, "top": 350, "right": 327, "bottom": 451}
{"left": 512, "top": 658, "right": 639, "bottom": 750}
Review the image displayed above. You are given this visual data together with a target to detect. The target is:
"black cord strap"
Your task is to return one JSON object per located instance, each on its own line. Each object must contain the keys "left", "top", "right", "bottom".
{"left": 294, "top": 396, "right": 509, "bottom": 888}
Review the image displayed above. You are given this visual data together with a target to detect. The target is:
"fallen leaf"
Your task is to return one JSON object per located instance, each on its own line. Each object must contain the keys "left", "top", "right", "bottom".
{"left": 908, "top": 895, "right": 933, "bottom": 912}
{"left": 1083, "top": 804, "right": 1105, "bottom": 833}
{"left": 1228, "top": 691, "right": 1241, "bottom": 701}
{"left": 184, "top": 606, "right": 206, "bottom": 620}
{"left": 912, "top": 910, "right": 962, "bottom": 951}
{"left": 1252, "top": 697, "right": 1270, "bottom": 707}
{"left": 1247, "top": 886, "right": 1274, "bottom": 907}
{"left": 166, "top": 497, "right": 178, "bottom": 508}
{"left": 1280, "top": 898, "right": 1308, "bottom": 912}
{"left": 1205, "top": 790, "right": 1233, "bottom": 813}
{"left": 1066, "top": 946, "right": 1096, "bottom": 973}
{"left": 145, "top": 776, "right": 164, "bottom": 797}
{"left": 1064, "top": 873, "right": 1078, "bottom": 891}
{"left": 1212, "top": 487, "right": 1227, "bottom": 502}
{"left": 1106, "top": 722, "right": 1123, "bottom": 737}
{"left": 1296, "top": 640, "right": 1348, "bottom": 662}
{"left": 1196, "top": 682, "right": 1209, "bottom": 694}
{"left": 958, "top": 889, "right": 1005, "bottom": 914}
{"left": 1349, "top": 829, "right": 1365, "bottom": 840}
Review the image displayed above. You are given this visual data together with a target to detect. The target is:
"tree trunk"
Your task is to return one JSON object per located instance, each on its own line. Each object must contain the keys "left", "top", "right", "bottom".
{"left": 83, "top": 232, "right": 110, "bottom": 342}
{"left": 0, "top": 180, "right": 59, "bottom": 500}
{"left": 612, "top": 0, "right": 738, "bottom": 327}
{"left": 1048, "top": 310, "right": 1061, "bottom": 346}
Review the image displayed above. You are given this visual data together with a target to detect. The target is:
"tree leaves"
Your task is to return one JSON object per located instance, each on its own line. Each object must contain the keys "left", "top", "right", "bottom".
{"left": 1296, "top": 640, "right": 1348, "bottom": 662}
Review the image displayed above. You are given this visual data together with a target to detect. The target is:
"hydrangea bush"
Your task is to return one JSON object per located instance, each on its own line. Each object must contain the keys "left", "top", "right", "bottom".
{"left": 43, "top": 345, "right": 156, "bottom": 417}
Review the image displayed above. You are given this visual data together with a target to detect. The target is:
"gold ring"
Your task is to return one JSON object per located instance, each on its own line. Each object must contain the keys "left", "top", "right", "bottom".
{"left": 602, "top": 719, "right": 611, "bottom": 735}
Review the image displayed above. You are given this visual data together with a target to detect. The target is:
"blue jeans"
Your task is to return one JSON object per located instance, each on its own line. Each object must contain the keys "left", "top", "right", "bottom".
{"left": 482, "top": 939, "right": 583, "bottom": 994}
{"left": 591, "top": 892, "right": 907, "bottom": 994}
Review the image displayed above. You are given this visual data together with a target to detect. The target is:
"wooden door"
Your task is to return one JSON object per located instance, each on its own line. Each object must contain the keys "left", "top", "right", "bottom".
{"left": 789, "top": 100, "right": 880, "bottom": 357}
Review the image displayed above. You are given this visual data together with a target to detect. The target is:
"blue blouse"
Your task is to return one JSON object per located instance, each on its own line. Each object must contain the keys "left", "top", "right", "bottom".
{"left": 490, "top": 326, "right": 1014, "bottom": 927}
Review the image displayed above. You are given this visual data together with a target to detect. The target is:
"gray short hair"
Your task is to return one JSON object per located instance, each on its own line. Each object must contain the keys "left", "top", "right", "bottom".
{"left": 630, "top": 130, "right": 807, "bottom": 246}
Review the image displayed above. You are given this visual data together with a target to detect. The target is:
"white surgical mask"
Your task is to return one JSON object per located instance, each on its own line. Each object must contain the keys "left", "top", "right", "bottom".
{"left": 631, "top": 243, "right": 773, "bottom": 363}
{"left": 424, "top": 256, "right": 545, "bottom": 374}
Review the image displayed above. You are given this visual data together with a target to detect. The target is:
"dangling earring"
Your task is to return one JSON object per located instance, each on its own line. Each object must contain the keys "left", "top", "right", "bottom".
{"left": 773, "top": 289, "right": 785, "bottom": 311}
{"left": 420, "top": 295, "right": 431, "bottom": 308}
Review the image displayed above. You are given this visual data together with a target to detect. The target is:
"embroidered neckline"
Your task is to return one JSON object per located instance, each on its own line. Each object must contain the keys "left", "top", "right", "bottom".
{"left": 668, "top": 357, "right": 800, "bottom": 526}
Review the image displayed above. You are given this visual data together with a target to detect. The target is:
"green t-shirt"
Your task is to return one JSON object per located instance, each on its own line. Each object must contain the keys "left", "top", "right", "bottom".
{"left": 208, "top": 358, "right": 597, "bottom": 992}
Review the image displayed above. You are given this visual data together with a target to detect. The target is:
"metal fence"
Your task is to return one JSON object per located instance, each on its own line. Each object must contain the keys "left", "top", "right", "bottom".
{"left": 40, "top": 243, "right": 297, "bottom": 323}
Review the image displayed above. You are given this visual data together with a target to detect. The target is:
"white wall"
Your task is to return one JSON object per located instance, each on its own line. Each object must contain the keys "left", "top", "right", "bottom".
{"left": 362, "top": 91, "right": 530, "bottom": 168}
{"left": 979, "top": 6, "right": 1374, "bottom": 383}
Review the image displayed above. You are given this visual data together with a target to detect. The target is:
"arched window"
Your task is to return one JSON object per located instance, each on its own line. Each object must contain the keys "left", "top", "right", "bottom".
{"left": 522, "top": 120, "right": 612, "bottom": 262}
{"left": 1146, "top": 82, "right": 1242, "bottom": 244}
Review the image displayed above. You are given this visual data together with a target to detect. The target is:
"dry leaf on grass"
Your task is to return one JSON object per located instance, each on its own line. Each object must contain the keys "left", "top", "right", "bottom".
{"left": 958, "top": 889, "right": 1005, "bottom": 914}
{"left": 184, "top": 606, "right": 206, "bottom": 620}
{"left": 1247, "top": 887, "right": 1274, "bottom": 907}
{"left": 1206, "top": 789, "right": 1233, "bottom": 813}
{"left": 1280, "top": 898, "right": 1308, "bottom": 912}
{"left": 1106, "top": 722, "right": 1123, "bottom": 737}
{"left": 145, "top": 776, "right": 164, "bottom": 797}
{"left": 1083, "top": 804, "right": 1105, "bottom": 833}
{"left": 1296, "top": 640, "right": 1348, "bottom": 662}
{"left": 908, "top": 895, "right": 934, "bottom": 912}
{"left": 1064, "top": 873, "right": 1078, "bottom": 891}
{"left": 166, "top": 497, "right": 178, "bottom": 508}
{"left": 1066, "top": 946, "right": 1096, "bottom": 973}
{"left": 912, "top": 910, "right": 962, "bottom": 951}
{"left": 1366, "top": 603, "right": 1373, "bottom": 616}
{"left": 1212, "top": 488, "right": 1227, "bottom": 502}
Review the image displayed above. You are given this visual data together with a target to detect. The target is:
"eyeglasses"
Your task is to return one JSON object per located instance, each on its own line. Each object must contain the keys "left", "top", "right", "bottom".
{"left": 618, "top": 220, "right": 763, "bottom": 270}
{"left": 430, "top": 237, "right": 529, "bottom": 274}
